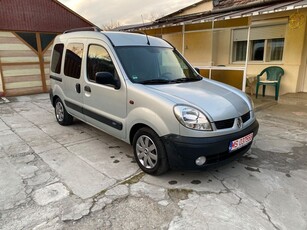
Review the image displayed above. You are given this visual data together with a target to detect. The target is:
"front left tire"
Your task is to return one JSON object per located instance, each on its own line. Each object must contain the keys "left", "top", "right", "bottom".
{"left": 132, "top": 127, "right": 169, "bottom": 175}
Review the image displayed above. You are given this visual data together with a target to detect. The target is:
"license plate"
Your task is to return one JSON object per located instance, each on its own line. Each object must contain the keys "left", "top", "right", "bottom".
{"left": 229, "top": 133, "right": 253, "bottom": 152}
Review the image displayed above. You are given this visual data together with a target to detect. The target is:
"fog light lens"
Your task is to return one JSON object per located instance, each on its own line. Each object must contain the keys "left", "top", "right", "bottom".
{"left": 195, "top": 156, "right": 207, "bottom": 166}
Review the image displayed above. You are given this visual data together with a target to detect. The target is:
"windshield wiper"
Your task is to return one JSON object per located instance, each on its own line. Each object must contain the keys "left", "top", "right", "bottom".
{"left": 138, "top": 77, "right": 202, "bottom": 85}
{"left": 169, "top": 77, "right": 202, "bottom": 83}
{"left": 138, "top": 79, "right": 171, "bottom": 85}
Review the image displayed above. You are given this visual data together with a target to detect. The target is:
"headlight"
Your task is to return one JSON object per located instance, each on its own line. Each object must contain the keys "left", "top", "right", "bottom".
{"left": 174, "top": 105, "right": 212, "bottom": 131}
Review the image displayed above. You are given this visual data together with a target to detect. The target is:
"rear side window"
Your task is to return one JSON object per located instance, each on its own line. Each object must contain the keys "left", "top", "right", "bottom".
{"left": 51, "top": 44, "right": 64, "bottom": 74}
{"left": 64, "top": 43, "right": 84, "bottom": 79}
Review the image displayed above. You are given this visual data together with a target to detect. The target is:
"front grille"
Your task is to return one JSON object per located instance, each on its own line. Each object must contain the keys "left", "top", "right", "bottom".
{"left": 214, "top": 112, "right": 250, "bottom": 130}
{"left": 215, "top": 118, "right": 235, "bottom": 129}
{"left": 241, "top": 112, "right": 250, "bottom": 123}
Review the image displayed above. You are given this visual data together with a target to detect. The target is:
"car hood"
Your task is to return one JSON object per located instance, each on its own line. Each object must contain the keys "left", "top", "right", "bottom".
{"left": 146, "top": 79, "right": 250, "bottom": 121}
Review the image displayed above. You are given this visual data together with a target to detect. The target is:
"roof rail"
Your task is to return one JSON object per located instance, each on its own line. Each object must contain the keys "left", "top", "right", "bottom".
{"left": 63, "top": 27, "right": 102, "bottom": 34}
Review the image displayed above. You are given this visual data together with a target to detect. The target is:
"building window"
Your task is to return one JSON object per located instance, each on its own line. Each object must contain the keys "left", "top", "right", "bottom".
{"left": 233, "top": 41, "right": 247, "bottom": 62}
{"left": 232, "top": 24, "right": 285, "bottom": 63}
{"left": 251, "top": 40, "right": 265, "bottom": 61}
{"left": 267, "top": 38, "right": 284, "bottom": 61}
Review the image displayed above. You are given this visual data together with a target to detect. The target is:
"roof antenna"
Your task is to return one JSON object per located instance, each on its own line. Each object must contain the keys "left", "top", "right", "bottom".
{"left": 141, "top": 15, "right": 150, "bottom": 45}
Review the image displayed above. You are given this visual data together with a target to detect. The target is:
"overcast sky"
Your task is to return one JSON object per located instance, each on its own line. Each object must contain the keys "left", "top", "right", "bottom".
{"left": 59, "top": 0, "right": 200, "bottom": 27}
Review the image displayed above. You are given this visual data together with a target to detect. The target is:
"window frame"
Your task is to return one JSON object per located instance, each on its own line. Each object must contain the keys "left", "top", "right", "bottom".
{"left": 86, "top": 43, "right": 120, "bottom": 88}
{"left": 266, "top": 38, "right": 285, "bottom": 62}
{"left": 231, "top": 24, "right": 286, "bottom": 64}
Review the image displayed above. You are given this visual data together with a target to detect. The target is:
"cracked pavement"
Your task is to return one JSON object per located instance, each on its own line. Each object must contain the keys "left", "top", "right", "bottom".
{"left": 0, "top": 93, "right": 307, "bottom": 229}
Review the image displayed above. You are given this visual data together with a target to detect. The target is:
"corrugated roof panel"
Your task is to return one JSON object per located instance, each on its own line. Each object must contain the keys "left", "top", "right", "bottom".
{"left": 293, "top": 0, "right": 307, "bottom": 7}
{"left": 257, "top": 1, "right": 302, "bottom": 14}
{"left": 160, "top": 0, "right": 307, "bottom": 27}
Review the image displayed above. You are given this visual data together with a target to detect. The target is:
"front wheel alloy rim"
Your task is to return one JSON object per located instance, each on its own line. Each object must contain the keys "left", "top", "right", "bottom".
{"left": 55, "top": 101, "right": 64, "bottom": 122}
{"left": 136, "top": 135, "right": 158, "bottom": 169}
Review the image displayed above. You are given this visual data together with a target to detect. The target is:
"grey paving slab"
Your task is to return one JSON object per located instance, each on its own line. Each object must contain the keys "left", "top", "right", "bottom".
{"left": 0, "top": 129, "right": 23, "bottom": 147}
{"left": 264, "top": 188, "right": 306, "bottom": 229}
{"left": 39, "top": 147, "right": 116, "bottom": 199}
{"left": 0, "top": 112, "right": 34, "bottom": 129}
{"left": 33, "top": 183, "right": 69, "bottom": 206}
{"left": 17, "top": 165, "right": 39, "bottom": 179}
{"left": 1, "top": 202, "right": 60, "bottom": 230}
{"left": 212, "top": 163, "right": 307, "bottom": 229}
{"left": 169, "top": 192, "right": 274, "bottom": 230}
{"left": 267, "top": 169, "right": 307, "bottom": 229}
{"left": 0, "top": 129, "right": 32, "bottom": 156}
{"left": 130, "top": 181, "right": 167, "bottom": 201}
{"left": 76, "top": 196, "right": 179, "bottom": 230}
{"left": 0, "top": 104, "right": 14, "bottom": 115}
{"left": 14, "top": 126, "right": 62, "bottom": 154}
{"left": 0, "top": 149, "right": 5, "bottom": 158}
{"left": 61, "top": 198, "right": 93, "bottom": 221}
{"left": 254, "top": 133, "right": 304, "bottom": 153}
{"left": 143, "top": 170, "right": 226, "bottom": 193}
{"left": 32, "top": 217, "right": 62, "bottom": 230}
{"left": 27, "top": 172, "right": 52, "bottom": 186}
{"left": 105, "top": 184, "right": 129, "bottom": 198}
{"left": 67, "top": 139, "right": 138, "bottom": 181}
{"left": 76, "top": 122, "right": 114, "bottom": 137}
{"left": 0, "top": 157, "right": 26, "bottom": 210}
{"left": 213, "top": 163, "right": 283, "bottom": 202}
{"left": 10, "top": 102, "right": 55, "bottom": 125}
{"left": 33, "top": 99, "right": 54, "bottom": 113}
{"left": 0, "top": 118, "right": 9, "bottom": 131}
{"left": 39, "top": 122, "right": 94, "bottom": 145}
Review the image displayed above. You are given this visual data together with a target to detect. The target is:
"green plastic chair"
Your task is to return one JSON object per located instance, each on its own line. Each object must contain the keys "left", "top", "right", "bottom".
{"left": 255, "top": 66, "right": 284, "bottom": 101}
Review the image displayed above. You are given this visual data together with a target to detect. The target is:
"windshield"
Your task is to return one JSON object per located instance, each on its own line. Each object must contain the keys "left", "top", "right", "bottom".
{"left": 115, "top": 46, "right": 202, "bottom": 84}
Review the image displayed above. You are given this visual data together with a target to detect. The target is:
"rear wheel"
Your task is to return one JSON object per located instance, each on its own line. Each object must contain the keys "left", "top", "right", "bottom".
{"left": 133, "top": 127, "right": 169, "bottom": 175}
{"left": 55, "top": 98, "right": 73, "bottom": 126}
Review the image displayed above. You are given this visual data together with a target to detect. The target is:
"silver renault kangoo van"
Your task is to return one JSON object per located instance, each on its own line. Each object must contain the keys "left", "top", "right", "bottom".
{"left": 49, "top": 27, "right": 259, "bottom": 175}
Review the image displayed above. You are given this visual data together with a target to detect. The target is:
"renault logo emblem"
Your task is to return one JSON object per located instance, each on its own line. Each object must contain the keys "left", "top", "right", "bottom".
{"left": 237, "top": 117, "right": 243, "bottom": 129}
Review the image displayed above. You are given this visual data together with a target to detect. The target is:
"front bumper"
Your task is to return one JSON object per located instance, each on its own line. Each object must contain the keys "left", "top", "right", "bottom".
{"left": 161, "top": 119, "right": 259, "bottom": 170}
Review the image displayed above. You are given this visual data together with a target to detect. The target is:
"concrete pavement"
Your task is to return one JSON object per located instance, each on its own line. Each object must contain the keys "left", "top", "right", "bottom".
{"left": 0, "top": 93, "right": 307, "bottom": 229}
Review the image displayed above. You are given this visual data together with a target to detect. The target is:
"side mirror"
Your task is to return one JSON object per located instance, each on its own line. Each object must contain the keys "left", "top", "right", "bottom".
{"left": 95, "top": 72, "right": 120, "bottom": 89}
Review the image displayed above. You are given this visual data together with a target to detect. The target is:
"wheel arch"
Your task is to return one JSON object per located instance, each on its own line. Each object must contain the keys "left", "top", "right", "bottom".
{"left": 52, "top": 95, "right": 60, "bottom": 107}
{"left": 129, "top": 123, "right": 150, "bottom": 145}
{"left": 127, "top": 107, "right": 175, "bottom": 145}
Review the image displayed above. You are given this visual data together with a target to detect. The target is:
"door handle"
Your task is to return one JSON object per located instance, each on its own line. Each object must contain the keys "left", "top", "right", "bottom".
{"left": 75, "top": 83, "right": 81, "bottom": 93}
{"left": 84, "top": 85, "right": 91, "bottom": 93}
